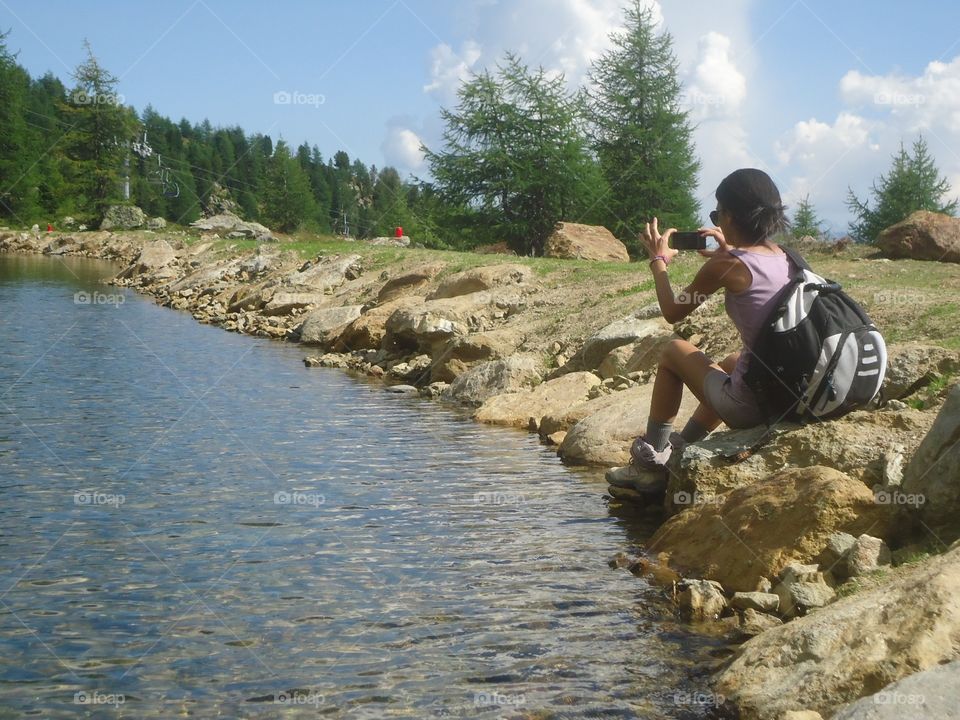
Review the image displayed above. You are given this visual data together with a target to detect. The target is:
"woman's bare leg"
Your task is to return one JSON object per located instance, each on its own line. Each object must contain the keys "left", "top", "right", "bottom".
{"left": 649, "top": 339, "right": 725, "bottom": 424}
{"left": 688, "top": 351, "right": 741, "bottom": 431}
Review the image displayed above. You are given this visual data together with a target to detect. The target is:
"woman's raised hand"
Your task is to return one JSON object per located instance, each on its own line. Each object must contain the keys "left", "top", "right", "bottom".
{"left": 642, "top": 217, "right": 679, "bottom": 265}
{"left": 697, "top": 225, "right": 730, "bottom": 258}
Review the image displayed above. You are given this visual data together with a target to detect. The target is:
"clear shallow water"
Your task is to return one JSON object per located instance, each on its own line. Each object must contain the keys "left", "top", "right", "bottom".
{"left": 0, "top": 254, "right": 725, "bottom": 719}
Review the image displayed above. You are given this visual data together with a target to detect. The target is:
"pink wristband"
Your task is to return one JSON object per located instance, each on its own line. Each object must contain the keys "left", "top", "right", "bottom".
{"left": 649, "top": 254, "right": 668, "bottom": 267}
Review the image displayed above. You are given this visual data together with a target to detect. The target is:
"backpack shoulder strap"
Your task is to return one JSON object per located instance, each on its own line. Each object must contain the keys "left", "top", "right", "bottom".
{"left": 779, "top": 245, "right": 812, "bottom": 275}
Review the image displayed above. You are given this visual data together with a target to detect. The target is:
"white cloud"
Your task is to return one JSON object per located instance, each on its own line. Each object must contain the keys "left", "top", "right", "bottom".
{"left": 381, "top": 123, "right": 426, "bottom": 174}
{"left": 683, "top": 32, "right": 746, "bottom": 120}
{"left": 423, "top": 40, "right": 483, "bottom": 105}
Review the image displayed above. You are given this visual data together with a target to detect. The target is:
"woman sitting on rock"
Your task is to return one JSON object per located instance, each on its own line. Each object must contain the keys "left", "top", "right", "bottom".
{"left": 609, "top": 168, "right": 791, "bottom": 487}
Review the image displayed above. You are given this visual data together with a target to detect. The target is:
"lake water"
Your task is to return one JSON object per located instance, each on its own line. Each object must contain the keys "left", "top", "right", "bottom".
{"left": 0, "top": 254, "right": 725, "bottom": 718}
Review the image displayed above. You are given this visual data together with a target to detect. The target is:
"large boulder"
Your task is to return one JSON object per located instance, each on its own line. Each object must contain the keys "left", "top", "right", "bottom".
{"left": 116, "top": 238, "right": 179, "bottom": 279}
{"left": 714, "top": 541, "right": 960, "bottom": 720}
{"left": 190, "top": 212, "right": 274, "bottom": 241}
{"left": 832, "top": 660, "right": 960, "bottom": 720}
{"left": 664, "top": 408, "right": 936, "bottom": 515}
{"left": 474, "top": 371, "right": 602, "bottom": 428}
{"left": 564, "top": 316, "right": 676, "bottom": 373}
{"left": 294, "top": 305, "right": 364, "bottom": 345}
{"left": 902, "top": 383, "right": 960, "bottom": 542}
{"left": 332, "top": 296, "right": 423, "bottom": 352}
{"left": 557, "top": 382, "right": 700, "bottom": 466}
{"left": 282, "top": 254, "right": 362, "bottom": 292}
{"left": 442, "top": 355, "right": 545, "bottom": 407}
{"left": 427, "top": 264, "right": 532, "bottom": 299}
{"left": 877, "top": 210, "right": 960, "bottom": 263}
{"left": 544, "top": 222, "right": 630, "bottom": 262}
{"left": 260, "top": 291, "right": 326, "bottom": 316}
{"left": 883, "top": 342, "right": 960, "bottom": 400}
{"left": 384, "top": 290, "right": 524, "bottom": 355}
{"left": 100, "top": 204, "right": 146, "bottom": 230}
{"left": 377, "top": 263, "right": 445, "bottom": 303}
{"left": 648, "top": 466, "right": 896, "bottom": 593}
{"left": 430, "top": 328, "right": 525, "bottom": 383}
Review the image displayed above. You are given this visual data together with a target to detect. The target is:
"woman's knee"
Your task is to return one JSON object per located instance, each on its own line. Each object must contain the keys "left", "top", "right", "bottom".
{"left": 660, "top": 338, "right": 691, "bottom": 366}
{"left": 720, "top": 351, "right": 741, "bottom": 374}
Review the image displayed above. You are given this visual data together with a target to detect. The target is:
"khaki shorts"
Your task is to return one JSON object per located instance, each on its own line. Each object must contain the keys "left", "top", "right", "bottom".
{"left": 703, "top": 369, "right": 765, "bottom": 429}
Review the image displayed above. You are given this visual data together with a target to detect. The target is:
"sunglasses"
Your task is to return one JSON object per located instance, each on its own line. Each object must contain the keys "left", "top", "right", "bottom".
{"left": 709, "top": 209, "right": 720, "bottom": 225}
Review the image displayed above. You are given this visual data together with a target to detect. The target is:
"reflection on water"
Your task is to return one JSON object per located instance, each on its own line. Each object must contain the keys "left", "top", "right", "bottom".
{"left": 0, "top": 254, "right": 725, "bottom": 718}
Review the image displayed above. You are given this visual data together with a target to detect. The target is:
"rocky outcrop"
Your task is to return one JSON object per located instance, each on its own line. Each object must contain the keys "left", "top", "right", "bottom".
{"left": 832, "top": 660, "right": 960, "bottom": 720}
{"left": 902, "top": 383, "right": 960, "bottom": 543}
{"left": 883, "top": 342, "right": 960, "bottom": 400}
{"left": 116, "top": 238, "right": 179, "bottom": 280}
{"left": 544, "top": 222, "right": 630, "bottom": 262}
{"left": 877, "top": 210, "right": 960, "bottom": 263}
{"left": 557, "top": 382, "right": 701, "bottom": 466}
{"left": 427, "top": 264, "right": 532, "bottom": 300}
{"left": 293, "top": 305, "right": 364, "bottom": 345}
{"left": 561, "top": 316, "right": 676, "bottom": 373}
{"left": 474, "top": 371, "right": 602, "bottom": 428}
{"left": 442, "top": 355, "right": 544, "bottom": 407}
{"left": 191, "top": 212, "right": 274, "bottom": 242}
{"left": 714, "top": 541, "right": 960, "bottom": 720}
{"left": 333, "top": 296, "right": 424, "bottom": 352}
{"left": 429, "top": 329, "right": 524, "bottom": 383}
{"left": 377, "top": 263, "right": 444, "bottom": 303}
{"left": 100, "top": 204, "right": 146, "bottom": 230}
{"left": 664, "top": 407, "right": 935, "bottom": 515}
{"left": 648, "top": 466, "right": 896, "bottom": 593}
{"left": 282, "top": 254, "right": 362, "bottom": 292}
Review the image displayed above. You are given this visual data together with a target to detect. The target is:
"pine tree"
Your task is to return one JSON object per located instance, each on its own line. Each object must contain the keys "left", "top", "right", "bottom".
{"left": 260, "top": 140, "right": 316, "bottom": 233}
{"left": 0, "top": 31, "right": 41, "bottom": 221}
{"left": 847, "top": 135, "right": 958, "bottom": 243}
{"left": 60, "top": 41, "right": 134, "bottom": 221}
{"left": 589, "top": 1, "right": 700, "bottom": 254}
{"left": 792, "top": 195, "right": 821, "bottom": 239}
{"left": 426, "top": 53, "right": 598, "bottom": 255}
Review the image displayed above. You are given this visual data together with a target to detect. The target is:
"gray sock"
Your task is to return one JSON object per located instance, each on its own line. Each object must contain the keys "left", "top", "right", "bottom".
{"left": 680, "top": 418, "right": 711, "bottom": 444}
{"left": 645, "top": 419, "right": 673, "bottom": 452}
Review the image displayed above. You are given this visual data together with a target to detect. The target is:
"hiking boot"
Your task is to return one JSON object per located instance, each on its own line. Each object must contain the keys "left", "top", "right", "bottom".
{"left": 605, "top": 464, "right": 668, "bottom": 493}
{"left": 630, "top": 435, "right": 673, "bottom": 470}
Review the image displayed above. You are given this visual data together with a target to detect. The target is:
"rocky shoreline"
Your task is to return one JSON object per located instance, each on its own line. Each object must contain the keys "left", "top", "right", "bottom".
{"left": 3, "top": 226, "right": 960, "bottom": 719}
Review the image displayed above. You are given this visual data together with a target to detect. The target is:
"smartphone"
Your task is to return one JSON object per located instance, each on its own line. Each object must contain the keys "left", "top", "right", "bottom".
{"left": 671, "top": 231, "right": 708, "bottom": 251}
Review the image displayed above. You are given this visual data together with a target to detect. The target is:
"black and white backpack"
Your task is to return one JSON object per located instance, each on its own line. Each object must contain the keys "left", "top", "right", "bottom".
{"left": 741, "top": 245, "right": 887, "bottom": 429}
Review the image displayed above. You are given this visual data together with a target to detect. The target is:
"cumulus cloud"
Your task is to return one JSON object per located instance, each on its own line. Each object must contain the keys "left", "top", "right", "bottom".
{"left": 423, "top": 40, "right": 483, "bottom": 105}
{"left": 683, "top": 32, "right": 746, "bottom": 120}
{"left": 423, "top": 0, "right": 661, "bottom": 102}
{"left": 381, "top": 122, "right": 426, "bottom": 174}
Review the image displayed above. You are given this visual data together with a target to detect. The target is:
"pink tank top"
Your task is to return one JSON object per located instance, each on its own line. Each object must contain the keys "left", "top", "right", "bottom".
{"left": 724, "top": 247, "right": 793, "bottom": 401}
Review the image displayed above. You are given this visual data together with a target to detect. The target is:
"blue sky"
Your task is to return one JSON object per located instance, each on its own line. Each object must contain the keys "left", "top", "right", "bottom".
{"left": 5, "top": 0, "right": 960, "bottom": 234}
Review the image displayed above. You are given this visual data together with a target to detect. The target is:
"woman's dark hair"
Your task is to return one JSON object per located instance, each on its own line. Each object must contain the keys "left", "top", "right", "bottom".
{"left": 715, "top": 168, "right": 790, "bottom": 245}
